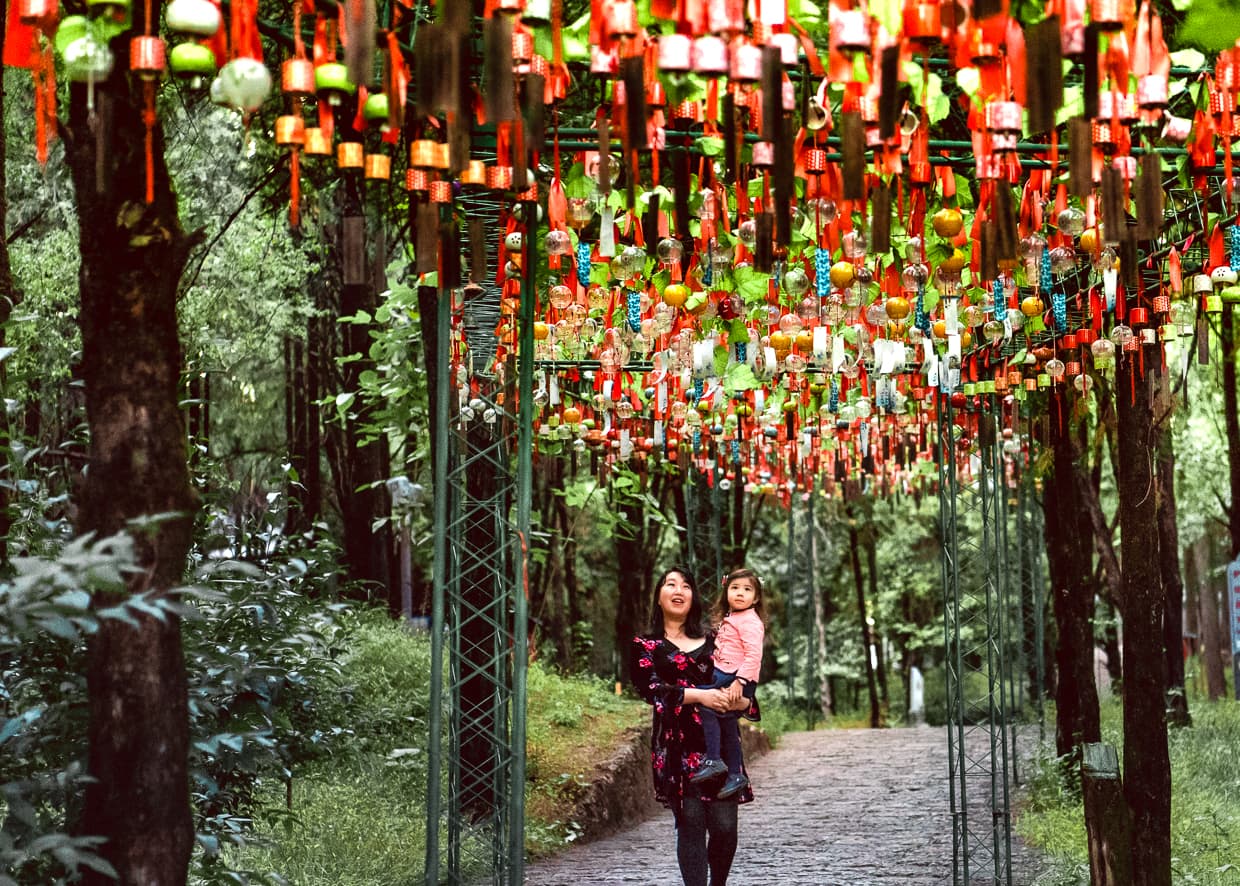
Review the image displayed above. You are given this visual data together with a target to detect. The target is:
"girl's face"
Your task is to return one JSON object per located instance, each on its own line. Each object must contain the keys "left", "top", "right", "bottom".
{"left": 726, "top": 577, "right": 758, "bottom": 613}
{"left": 658, "top": 571, "right": 695, "bottom": 620}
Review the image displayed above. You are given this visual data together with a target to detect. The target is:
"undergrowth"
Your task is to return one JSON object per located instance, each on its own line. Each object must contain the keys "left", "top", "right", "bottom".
{"left": 1018, "top": 695, "right": 1240, "bottom": 886}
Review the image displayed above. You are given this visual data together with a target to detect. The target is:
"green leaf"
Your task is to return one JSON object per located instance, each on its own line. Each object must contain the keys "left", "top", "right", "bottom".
{"left": 733, "top": 266, "right": 770, "bottom": 304}
{"left": 1169, "top": 48, "right": 1206, "bottom": 70}
{"left": 955, "top": 67, "right": 980, "bottom": 98}
{"left": 724, "top": 363, "right": 759, "bottom": 395}
{"left": 694, "top": 136, "right": 725, "bottom": 157}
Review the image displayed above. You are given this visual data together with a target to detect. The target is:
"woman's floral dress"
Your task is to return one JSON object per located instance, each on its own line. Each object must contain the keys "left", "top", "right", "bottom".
{"left": 630, "top": 634, "right": 755, "bottom": 812}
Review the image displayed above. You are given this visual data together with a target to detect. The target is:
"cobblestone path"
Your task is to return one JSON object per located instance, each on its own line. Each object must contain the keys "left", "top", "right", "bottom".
{"left": 525, "top": 727, "right": 1047, "bottom": 885}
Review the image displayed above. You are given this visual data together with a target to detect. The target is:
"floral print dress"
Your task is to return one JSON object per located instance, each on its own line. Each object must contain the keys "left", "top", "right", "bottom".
{"left": 630, "top": 634, "right": 755, "bottom": 813}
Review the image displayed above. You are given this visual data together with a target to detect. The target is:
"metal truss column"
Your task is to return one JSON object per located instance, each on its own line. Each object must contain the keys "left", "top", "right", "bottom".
{"left": 424, "top": 209, "right": 535, "bottom": 886}
{"left": 937, "top": 390, "right": 1014, "bottom": 886}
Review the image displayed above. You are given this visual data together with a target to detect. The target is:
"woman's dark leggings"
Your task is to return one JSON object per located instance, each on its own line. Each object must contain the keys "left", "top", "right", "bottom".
{"left": 674, "top": 797, "right": 738, "bottom": 886}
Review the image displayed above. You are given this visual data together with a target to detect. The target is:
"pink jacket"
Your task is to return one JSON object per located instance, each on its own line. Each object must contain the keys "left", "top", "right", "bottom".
{"left": 713, "top": 607, "right": 765, "bottom": 683}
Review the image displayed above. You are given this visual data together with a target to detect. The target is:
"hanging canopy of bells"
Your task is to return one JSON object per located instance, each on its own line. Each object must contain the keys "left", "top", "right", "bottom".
{"left": 6, "top": 0, "right": 1237, "bottom": 502}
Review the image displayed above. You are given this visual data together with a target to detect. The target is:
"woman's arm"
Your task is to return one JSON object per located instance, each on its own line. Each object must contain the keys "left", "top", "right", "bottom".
{"left": 629, "top": 637, "right": 684, "bottom": 707}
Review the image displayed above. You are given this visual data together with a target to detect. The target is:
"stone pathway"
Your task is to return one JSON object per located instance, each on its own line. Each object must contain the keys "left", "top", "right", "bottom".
{"left": 525, "top": 727, "right": 1047, "bottom": 885}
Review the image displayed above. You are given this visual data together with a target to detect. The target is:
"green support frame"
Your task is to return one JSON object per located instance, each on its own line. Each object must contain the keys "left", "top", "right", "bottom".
{"left": 425, "top": 204, "right": 537, "bottom": 886}
{"left": 937, "top": 390, "right": 1014, "bottom": 886}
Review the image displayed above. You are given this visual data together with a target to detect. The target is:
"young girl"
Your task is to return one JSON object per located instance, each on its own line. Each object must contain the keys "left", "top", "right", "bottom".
{"left": 688, "top": 568, "right": 766, "bottom": 800}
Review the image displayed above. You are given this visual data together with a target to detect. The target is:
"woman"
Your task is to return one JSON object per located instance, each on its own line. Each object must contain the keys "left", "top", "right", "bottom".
{"left": 629, "top": 566, "right": 754, "bottom": 886}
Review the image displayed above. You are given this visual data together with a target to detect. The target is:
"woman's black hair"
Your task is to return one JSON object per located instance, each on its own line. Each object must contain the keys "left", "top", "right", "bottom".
{"left": 646, "top": 565, "right": 706, "bottom": 639}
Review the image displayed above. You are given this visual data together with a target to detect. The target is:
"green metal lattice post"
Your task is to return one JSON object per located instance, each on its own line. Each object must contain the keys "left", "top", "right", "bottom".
{"left": 804, "top": 490, "right": 817, "bottom": 731}
{"left": 938, "top": 389, "right": 1014, "bottom": 886}
{"left": 425, "top": 284, "right": 451, "bottom": 886}
{"left": 784, "top": 500, "right": 797, "bottom": 704}
{"left": 508, "top": 201, "right": 537, "bottom": 884}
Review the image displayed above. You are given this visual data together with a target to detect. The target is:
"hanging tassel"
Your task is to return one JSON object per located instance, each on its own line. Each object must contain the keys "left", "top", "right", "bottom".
{"left": 1083, "top": 24, "right": 1100, "bottom": 119}
{"left": 871, "top": 178, "right": 891, "bottom": 254}
{"left": 722, "top": 92, "right": 737, "bottom": 183}
{"left": 1136, "top": 149, "right": 1162, "bottom": 241}
{"left": 762, "top": 47, "right": 782, "bottom": 142}
{"left": 1026, "top": 16, "right": 1063, "bottom": 135}
{"left": 289, "top": 146, "right": 301, "bottom": 228}
{"left": 344, "top": 0, "right": 376, "bottom": 89}
{"left": 980, "top": 220, "right": 998, "bottom": 281}
{"left": 993, "top": 185, "right": 1018, "bottom": 263}
{"left": 524, "top": 71, "right": 547, "bottom": 152}
{"left": 878, "top": 46, "right": 900, "bottom": 141}
{"left": 484, "top": 14, "right": 516, "bottom": 123}
{"left": 143, "top": 78, "right": 157, "bottom": 204}
{"left": 841, "top": 112, "right": 865, "bottom": 201}
{"left": 754, "top": 211, "right": 774, "bottom": 273}
{"left": 773, "top": 116, "right": 794, "bottom": 247}
{"left": 621, "top": 55, "right": 648, "bottom": 150}
{"left": 1068, "top": 117, "right": 1092, "bottom": 198}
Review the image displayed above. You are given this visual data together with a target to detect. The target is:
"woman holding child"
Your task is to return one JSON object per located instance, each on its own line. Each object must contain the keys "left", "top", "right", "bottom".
{"left": 629, "top": 565, "right": 765, "bottom": 886}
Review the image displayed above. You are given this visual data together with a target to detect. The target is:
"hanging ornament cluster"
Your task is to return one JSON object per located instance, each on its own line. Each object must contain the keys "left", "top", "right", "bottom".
{"left": 2, "top": 0, "right": 1232, "bottom": 499}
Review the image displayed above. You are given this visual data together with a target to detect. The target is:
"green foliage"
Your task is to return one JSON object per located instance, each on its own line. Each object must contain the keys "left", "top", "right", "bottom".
{"left": 1018, "top": 699, "right": 1240, "bottom": 885}
{"left": 1178, "top": 0, "right": 1240, "bottom": 52}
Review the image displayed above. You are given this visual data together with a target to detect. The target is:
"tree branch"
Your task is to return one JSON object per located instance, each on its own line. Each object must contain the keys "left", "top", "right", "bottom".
{"left": 178, "top": 158, "right": 287, "bottom": 298}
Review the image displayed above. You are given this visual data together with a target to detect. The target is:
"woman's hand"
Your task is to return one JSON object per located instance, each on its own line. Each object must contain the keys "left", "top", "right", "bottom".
{"left": 683, "top": 687, "right": 734, "bottom": 713}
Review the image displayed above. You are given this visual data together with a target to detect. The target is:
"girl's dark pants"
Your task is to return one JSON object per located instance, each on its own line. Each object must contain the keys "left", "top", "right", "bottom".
{"left": 698, "top": 668, "right": 756, "bottom": 775}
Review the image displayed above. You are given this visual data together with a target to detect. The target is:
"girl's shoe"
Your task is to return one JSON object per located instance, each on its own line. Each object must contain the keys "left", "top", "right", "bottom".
{"left": 715, "top": 773, "right": 749, "bottom": 800}
{"left": 688, "top": 759, "right": 728, "bottom": 783}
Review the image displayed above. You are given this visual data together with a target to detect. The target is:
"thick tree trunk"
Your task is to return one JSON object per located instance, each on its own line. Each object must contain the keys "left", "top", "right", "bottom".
{"left": 1043, "top": 389, "right": 1101, "bottom": 764}
{"left": 865, "top": 530, "right": 889, "bottom": 709}
{"left": 1115, "top": 345, "right": 1171, "bottom": 886}
{"left": 613, "top": 471, "right": 668, "bottom": 662}
{"left": 1195, "top": 539, "right": 1226, "bottom": 700}
{"left": 0, "top": 1, "right": 14, "bottom": 568}
{"left": 66, "top": 10, "right": 198, "bottom": 882}
{"left": 1152, "top": 369, "right": 1190, "bottom": 727}
{"left": 335, "top": 190, "right": 392, "bottom": 607}
{"left": 847, "top": 508, "right": 881, "bottom": 728}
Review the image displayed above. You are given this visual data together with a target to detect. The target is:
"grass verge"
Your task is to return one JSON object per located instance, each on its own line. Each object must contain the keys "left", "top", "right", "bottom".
{"left": 1017, "top": 696, "right": 1240, "bottom": 886}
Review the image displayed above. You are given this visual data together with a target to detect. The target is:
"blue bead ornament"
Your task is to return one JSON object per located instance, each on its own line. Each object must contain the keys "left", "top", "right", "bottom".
{"left": 828, "top": 376, "right": 840, "bottom": 413}
{"left": 626, "top": 289, "right": 641, "bottom": 332}
{"left": 731, "top": 440, "right": 741, "bottom": 464}
{"left": 576, "top": 241, "right": 591, "bottom": 288}
{"left": 993, "top": 277, "right": 1004, "bottom": 317}
{"left": 915, "top": 283, "right": 931, "bottom": 335}
{"left": 815, "top": 247, "right": 831, "bottom": 298}
{"left": 1230, "top": 226, "right": 1240, "bottom": 269}
{"left": 735, "top": 342, "right": 747, "bottom": 362}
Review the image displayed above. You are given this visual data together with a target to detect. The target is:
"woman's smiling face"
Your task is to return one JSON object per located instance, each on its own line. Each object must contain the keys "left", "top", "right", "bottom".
{"left": 658, "top": 571, "right": 694, "bottom": 619}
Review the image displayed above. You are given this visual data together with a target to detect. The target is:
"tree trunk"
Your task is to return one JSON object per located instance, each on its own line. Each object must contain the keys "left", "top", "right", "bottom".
{"left": 1152, "top": 368, "right": 1190, "bottom": 727}
{"left": 613, "top": 472, "right": 668, "bottom": 665}
{"left": 847, "top": 508, "right": 881, "bottom": 728}
{"left": 1196, "top": 539, "right": 1226, "bottom": 700}
{"left": 0, "top": 0, "right": 16, "bottom": 569}
{"left": 864, "top": 529, "right": 889, "bottom": 710}
{"left": 334, "top": 189, "right": 392, "bottom": 607}
{"left": 1043, "top": 388, "right": 1101, "bottom": 765}
{"left": 1115, "top": 345, "right": 1171, "bottom": 886}
{"left": 1221, "top": 307, "right": 1240, "bottom": 559}
{"left": 66, "top": 9, "right": 198, "bottom": 881}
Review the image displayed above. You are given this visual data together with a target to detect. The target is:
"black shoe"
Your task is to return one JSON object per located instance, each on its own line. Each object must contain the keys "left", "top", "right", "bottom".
{"left": 688, "top": 759, "right": 728, "bottom": 783}
{"left": 715, "top": 773, "right": 749, "bottom": 800}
